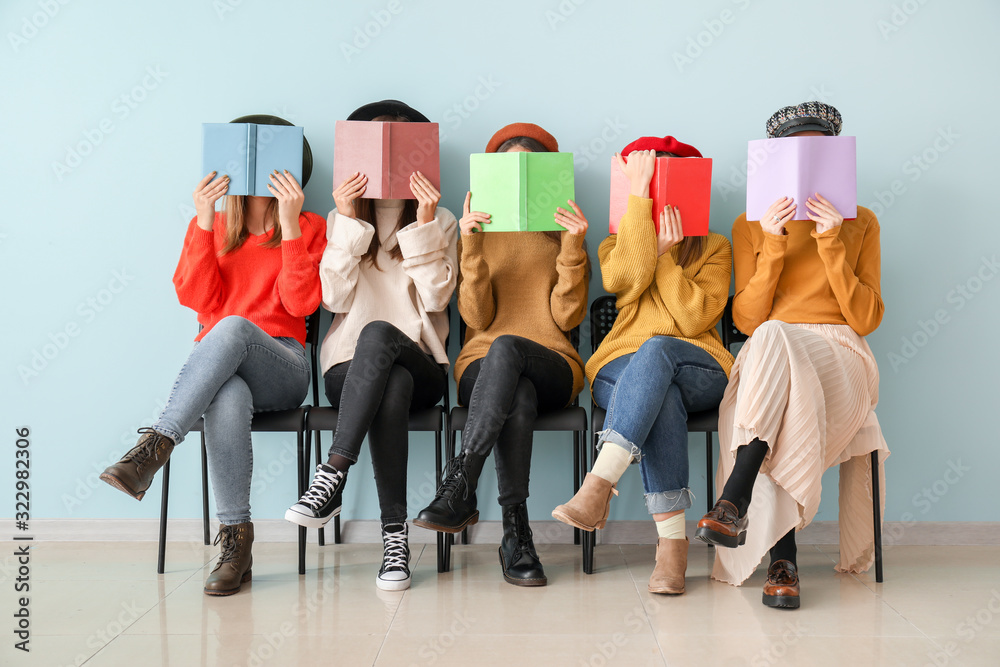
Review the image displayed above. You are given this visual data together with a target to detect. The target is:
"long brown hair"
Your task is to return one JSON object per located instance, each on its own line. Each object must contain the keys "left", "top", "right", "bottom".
{"left": 221, "top": 196, "right": 282, "bottom": 254}
{"left": 654, "top": 150, "right": 707, "bottom": 269}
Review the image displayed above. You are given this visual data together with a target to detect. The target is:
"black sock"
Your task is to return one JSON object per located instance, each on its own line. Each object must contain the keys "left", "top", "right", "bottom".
{"left": 770, "top": 529, "right": 797, "bottom": 566}
{"left": 325, "top": 454, "right": 354, "bottom": 472}
{"left": 719, "top": 438, "right": 769, "bottom": 517}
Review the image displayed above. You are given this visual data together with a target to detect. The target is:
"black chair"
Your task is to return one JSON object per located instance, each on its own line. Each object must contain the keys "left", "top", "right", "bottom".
{"left": 157, "top": 310, "right": 322, "bottom": 576}
{"left": 306, "top": 307, "right": 452, "bottom": 570}
{"left": 439, "top": 320, "right": 589, "bottom": 573}
{"left": 583, "top": 295, "right": 745, "bottom": 574}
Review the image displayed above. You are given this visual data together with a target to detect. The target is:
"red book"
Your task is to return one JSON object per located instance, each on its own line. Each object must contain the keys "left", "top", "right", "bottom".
{"left": 333, "top": 121, "right": 440, "bottom": 199}
{"left": 609, "top": 156, "right": 712, "bottom": 236}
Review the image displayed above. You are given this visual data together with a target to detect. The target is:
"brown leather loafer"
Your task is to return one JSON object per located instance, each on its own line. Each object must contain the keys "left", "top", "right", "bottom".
{"left": 100, "top": 428, "right": 175, "bottom": 501}
{"left": 762, "top": 559, "right": 800, "bottom": 609}
{"left": 694, "top": 499, "right": 748, "bottom": 548}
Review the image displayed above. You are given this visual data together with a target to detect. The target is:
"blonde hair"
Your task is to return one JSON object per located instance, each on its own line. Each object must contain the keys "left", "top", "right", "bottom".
{"left": 220, "top": 196, "right": 282, "bottom": 254}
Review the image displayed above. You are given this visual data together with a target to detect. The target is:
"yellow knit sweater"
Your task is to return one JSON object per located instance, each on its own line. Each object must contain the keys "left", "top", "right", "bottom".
{"left": 586, "top": 195, "right": 734, "bottom": 387}
{"left": 455, "top": 230, "right": 589, "bottom": 402}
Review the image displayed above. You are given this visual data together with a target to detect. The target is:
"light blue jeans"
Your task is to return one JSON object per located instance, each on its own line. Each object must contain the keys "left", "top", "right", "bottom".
{"left": 592, "top": 336, "right": 728, "bottom": 515}
{"left": 153, "top": 316, "right": 310, "bottom": 525}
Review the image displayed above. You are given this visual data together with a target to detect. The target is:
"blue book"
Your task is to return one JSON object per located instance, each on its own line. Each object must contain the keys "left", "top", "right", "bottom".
{"left": 201, "top": 123, "right": 304, "bottom": 197}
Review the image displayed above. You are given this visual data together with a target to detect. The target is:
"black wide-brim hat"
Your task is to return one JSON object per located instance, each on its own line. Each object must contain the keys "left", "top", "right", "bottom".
{"left": 346, "top": 99, "right": 430, "bottom": 123}
{"left": 230, "top": 114, "right": 313, "bottom": 187}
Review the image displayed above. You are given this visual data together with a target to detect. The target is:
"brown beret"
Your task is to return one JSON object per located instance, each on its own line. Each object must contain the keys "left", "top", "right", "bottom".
{"left": 485, "top": 122, "right": 559, "bottom": 153}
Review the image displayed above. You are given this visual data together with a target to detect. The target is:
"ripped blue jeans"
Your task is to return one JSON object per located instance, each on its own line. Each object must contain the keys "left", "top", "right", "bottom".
{"left": 592, "top": 336, "right": 728, "bottom": 515}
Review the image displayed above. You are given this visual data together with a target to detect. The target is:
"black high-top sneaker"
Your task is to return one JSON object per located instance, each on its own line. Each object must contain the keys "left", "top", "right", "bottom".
{"left": 284, "top": 464, "right": 348, "bottom": 528}
{"left": 376, "top": 522, "right": 411, "bottom": 591}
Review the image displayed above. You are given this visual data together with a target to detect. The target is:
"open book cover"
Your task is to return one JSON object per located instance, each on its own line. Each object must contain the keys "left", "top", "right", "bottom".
{"left": 202, "top": 123, "right": 304, "bottom": 197}
{"left": 332, "top": 120, "right": 440, "bottom": 199}
{"left": 469, "top": 152, "right": 575, "bottom": 232}
{"left": 745, "top": 136, "right": 857, "bottom": 221}
{"left": 609, "top": 156, "right": 712, "bottom": 236}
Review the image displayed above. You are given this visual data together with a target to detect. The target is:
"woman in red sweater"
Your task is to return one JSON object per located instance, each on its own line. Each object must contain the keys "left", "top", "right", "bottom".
{"left": 100, "top": 117, "right": 326, "bottom": 596}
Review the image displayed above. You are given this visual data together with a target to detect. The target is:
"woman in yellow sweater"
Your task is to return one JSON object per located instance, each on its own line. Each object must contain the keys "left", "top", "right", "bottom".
{"left": 414, "top": 122, "right": 590, "bottom": 587}
{"left": 552, "top": 136, "right": 733, "bottom": 596}
{"left": 695, "top": 102, "right": 889, "bottom": 609}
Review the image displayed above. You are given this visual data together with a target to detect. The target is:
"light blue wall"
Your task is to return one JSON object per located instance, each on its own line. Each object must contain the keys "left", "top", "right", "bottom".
{"left": 3, "top": 0, "right": 998, "bottom": 531}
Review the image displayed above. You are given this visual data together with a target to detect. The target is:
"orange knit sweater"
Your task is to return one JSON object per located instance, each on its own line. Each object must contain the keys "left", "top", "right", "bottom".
{"left": 586, "top": 195, "right": 734, "bottom": 386}
{"left": 173, "top": 211, "right": 327, "bottom": 346}
{"left": 731, "top": 206, "right": 883, "bottom": 336}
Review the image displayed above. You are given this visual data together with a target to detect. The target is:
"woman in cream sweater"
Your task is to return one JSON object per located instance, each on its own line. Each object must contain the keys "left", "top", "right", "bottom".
{"left": 414, "top": 122, "right": 590, "bottom": 587}
{"left": 553, "top": 136, "right": 733, "bottom": 596}
{"left": 285, "top": 100, "right": 457, "bottom": 592}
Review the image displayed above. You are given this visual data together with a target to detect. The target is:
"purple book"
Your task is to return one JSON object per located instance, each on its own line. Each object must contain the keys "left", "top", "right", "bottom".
{"left": 745, "top": 136, "right": 857, "bottom": 221}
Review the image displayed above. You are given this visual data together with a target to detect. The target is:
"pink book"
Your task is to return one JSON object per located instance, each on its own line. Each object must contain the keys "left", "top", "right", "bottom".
{"left": 333, "top": 121, "right": 440, "bottom": 199}
{"left": 745, "top": 136, "right": 857, "bottom": 221}
{"left": 609, "top": 156, "right": 712, "bottom": 236}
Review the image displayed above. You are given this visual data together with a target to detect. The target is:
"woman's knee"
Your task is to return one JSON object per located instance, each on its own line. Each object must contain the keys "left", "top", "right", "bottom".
{"left": 486, "top": 335, "right": 526, "bottom": 365}
{"left": 206, "top": 315, "right": 258, "bottom": 343}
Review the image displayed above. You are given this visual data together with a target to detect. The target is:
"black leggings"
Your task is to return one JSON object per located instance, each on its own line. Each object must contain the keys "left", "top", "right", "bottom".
{"left": 459, "top": 335, "right": 574, "bottom": 506}
{"left": 324, "top": 320, "right": 446, "bottom": 523}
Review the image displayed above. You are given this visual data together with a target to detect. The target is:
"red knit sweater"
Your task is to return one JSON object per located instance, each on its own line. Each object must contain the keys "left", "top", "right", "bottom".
{"left": 173, "top": 211, "right": 327, "bottom": 345}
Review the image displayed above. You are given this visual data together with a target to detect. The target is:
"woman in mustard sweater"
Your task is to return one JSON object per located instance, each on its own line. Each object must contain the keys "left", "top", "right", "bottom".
{"left": 695, "top": 102, "right": 889, "bottom": 609}
{"left": 414, "top": 122, "right": 590, "bottom": 587}
{"left": 553, "top": 136, "right": 733, "bottom": 595}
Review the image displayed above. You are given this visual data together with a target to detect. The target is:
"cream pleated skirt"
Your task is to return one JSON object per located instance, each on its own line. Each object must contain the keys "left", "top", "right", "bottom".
{"left": 712, "top": 320, "right": 890, "bottom": 586}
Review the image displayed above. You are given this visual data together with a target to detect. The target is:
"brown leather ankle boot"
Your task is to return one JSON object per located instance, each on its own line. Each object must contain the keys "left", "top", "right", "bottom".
{"left": 204, "top": 522, "right": 254, "bottom": 596}
{"left": 99, "top": 428, "right": 175, "bottom": 500}
{"left": 551, "top": 473, "right": 619, "bottom": 531}
{"left": 648, "top": 537, "right": 688, "bottom": 595}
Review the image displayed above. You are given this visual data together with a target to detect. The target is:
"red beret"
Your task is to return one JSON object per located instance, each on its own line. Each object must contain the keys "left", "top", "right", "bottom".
{"left": 486, "top": 122, "right": 559, "bottom": 153}
{"left": 620, "top": 135, "right": 702, "bottom": 158}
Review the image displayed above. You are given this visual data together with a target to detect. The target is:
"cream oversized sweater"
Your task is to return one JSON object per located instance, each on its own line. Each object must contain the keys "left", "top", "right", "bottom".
{"left": 318, "top": 200, "right": 458, "bottom": 374}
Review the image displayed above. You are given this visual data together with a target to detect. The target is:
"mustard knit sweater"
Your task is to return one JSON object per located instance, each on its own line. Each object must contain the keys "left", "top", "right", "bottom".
{"left": 586, "top": 195, "right": 734, "bottom": 387}
{"left": 455, "top": 230, "right": 589, "bottom": 402}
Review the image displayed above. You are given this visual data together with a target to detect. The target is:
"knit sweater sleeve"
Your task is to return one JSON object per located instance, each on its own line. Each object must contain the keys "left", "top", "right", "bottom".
{"left": 812, "top": 210, "right": 884, "bottom": 335}
{"left": 275, "top": 211, "right": 326, "bottom": 317}
{"left": 395, "top": 207, "right": 458, "bottom": 313}
{"left": 320, "top": 210, "right": 375, "bottom": 314}
{"left": 457, "top": 232, "right": 496, "bottom": 330}
{"left": 173, "top": 214, "right": 225, "bottom": 314}
{"left": 732, "top": 214, "right": 787, "bottom": 335}
{"left": 651, "top": 236, "right": 732, "bottom": 338}
{"left": 551, "top": 232, "right": 589, "bottom": 331}
{"left": 598, "top": 195, "right": 657, "bottom": 307}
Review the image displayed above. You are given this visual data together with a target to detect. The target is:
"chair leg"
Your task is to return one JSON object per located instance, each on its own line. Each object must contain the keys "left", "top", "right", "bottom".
{"left": 297, "top": 429, "right": 306, "bottom": 576}
{"left": 573, "top": 431, "right": 581, "bottom": 546}
{"left": 201, "top": 433, "right": 210, "bottom": 546}
{"left": 871, "top": 450, "right": 884, "bottom": 583}
{"left": 157, "top": 459, "right": 170, "bottom": 575}
{"left": 583, "top": 429, "right": 599, "bottom": 575}
{"left": 315, "top": 429, "right": 325, "bottom": 547}
{"left": 705, "top": 431, "right": 715, "bottom": 514}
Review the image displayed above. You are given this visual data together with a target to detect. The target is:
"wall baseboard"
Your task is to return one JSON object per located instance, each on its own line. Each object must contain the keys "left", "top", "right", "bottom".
{"left": 8, "top": 519, "right": 999, "bottom": 546}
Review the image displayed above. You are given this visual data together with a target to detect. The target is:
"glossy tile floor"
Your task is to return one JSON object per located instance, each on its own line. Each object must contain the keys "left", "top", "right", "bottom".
{"left": 3, "top": 540, "right": 999, "bottom": 666}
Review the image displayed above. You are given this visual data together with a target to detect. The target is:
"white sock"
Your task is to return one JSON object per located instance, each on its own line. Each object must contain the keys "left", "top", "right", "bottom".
{"left": 590, "top": 442, "right": 633, "bottom": 484}
{"left": 655, "top": 513, "right": 685, "bottom": 540}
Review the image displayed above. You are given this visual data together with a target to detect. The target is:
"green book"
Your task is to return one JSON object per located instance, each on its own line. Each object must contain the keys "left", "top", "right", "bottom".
{"left": 469, "top": 152, "right": 575, "bottom": 232}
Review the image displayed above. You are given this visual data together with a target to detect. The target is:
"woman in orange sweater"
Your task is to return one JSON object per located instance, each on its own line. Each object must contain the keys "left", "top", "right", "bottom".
{"left": 553, "top": 137, "right": 733, "bottom": 596}
{"left": 414, "top": 122, "right": 590, "bottom": 587}
{"left": 695, "top": 102, "right": 889, "bottom": 609}
{"left": 100, "top": 116, "right": 325, "bottom": 596}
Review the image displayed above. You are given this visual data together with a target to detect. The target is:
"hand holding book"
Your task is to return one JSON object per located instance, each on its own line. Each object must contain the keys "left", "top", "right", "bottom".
{"left": 554, "top": 200, "right": 588, "bottom": 236}
{"left": 268, "top": 170, "right": 305, "bottom": 238}
{"left": 193, "top": 171, "right": 230, "bottom": 231}
{"left": 657, "top": 205, "right": 683, "bottom": 256}
{"left": 410, "top": 171, "right": 440, "bottom": 225}
{"left": 760, "top": 197, "right": 796, "bottom": 237}
{"left": 459, "top": 191, "right": 491, "bottom": 236}
{"left": 334, "top": 172, "right": 368, "bottom": 219}
{"left": 804, "top": 193, "right": 844, "bottom": 234}
{"left": 615, "top": 150, "right": 656, "bottom": 198}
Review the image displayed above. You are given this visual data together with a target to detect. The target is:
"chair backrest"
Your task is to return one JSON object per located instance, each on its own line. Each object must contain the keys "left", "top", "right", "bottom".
{"left": 589, "top": 294, "right": 746, "bottom": 354}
